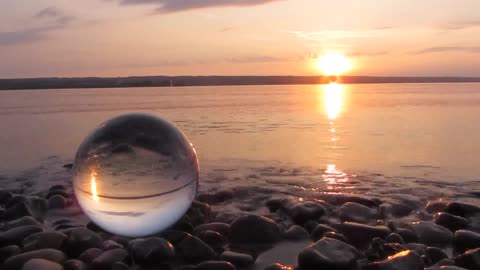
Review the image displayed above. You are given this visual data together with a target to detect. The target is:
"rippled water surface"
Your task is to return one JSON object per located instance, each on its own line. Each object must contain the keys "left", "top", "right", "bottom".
{"left": 1, "top": 83, "right": 480, "bottom": 202}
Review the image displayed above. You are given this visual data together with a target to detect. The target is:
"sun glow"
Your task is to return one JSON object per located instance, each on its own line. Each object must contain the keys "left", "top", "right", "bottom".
{"left": 90, "top": 171, "right": 99, "bottom": 202}
{"left": 323, "top": 83, "right": 344, "bottom": 120}
{"left": 317, "top": 52, "right": 352, "bottom": 76}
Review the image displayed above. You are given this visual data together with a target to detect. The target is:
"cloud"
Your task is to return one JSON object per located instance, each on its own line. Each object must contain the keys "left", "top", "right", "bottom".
{"left": 439, "top": 20, "right": 480, "bottom": 30}
{"left": 414, "top": 46, "right": 480, "bottom": 54}
{"left": 0, "top": 7, "right": 74, "bottom": 46}
{"left": 116, "top": 0, "right": 284, "bottom": 13}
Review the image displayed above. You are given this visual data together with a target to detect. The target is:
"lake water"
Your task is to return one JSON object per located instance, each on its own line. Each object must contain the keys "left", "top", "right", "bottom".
{"left": 1, "top": 83, "right": 480, "bottom": 203}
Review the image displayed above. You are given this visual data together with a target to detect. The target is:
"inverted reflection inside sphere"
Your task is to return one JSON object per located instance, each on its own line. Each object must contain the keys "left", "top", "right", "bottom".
{"left": 73, "top": 114, "right": 198, "bottom": 237}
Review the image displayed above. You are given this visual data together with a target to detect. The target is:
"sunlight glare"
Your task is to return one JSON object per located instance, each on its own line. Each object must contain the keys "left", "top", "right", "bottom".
{"left": 91, "top": 171, "right": 99, "bottom": 202}
{"left": 324, "top": 83, "right": 344, "bottom": 120}
{"left": 317, "top": 52, "right": 352, "bottom": 76}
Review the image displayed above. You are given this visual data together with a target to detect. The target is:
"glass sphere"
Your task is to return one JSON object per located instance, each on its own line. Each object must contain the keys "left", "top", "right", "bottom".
{"left": 73, "top": 114, "right": 198, "bottom": 237}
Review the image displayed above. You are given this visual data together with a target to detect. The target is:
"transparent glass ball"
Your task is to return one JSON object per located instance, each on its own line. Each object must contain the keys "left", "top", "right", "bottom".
{"left": 73, "top": 114, "right": 198, "bottom": 237}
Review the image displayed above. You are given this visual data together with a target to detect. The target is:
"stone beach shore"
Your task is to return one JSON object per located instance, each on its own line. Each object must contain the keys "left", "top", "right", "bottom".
{"left": 1, "top": 165, "right": 480, "bottom": 270}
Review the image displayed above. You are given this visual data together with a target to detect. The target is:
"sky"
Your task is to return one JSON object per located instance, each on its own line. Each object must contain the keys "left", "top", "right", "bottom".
{"left": 1, "top": 0, "right": 480, "bottom": 78}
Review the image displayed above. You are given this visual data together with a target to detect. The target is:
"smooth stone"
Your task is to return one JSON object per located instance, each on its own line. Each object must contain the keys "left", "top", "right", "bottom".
{"left": 445, "top": 202, "right": 480, "bottom": 218}
{"left": 0, "top": 190, "right": 14, "bottom": 204}
{"left": 405, "top": 243, "right": 428, "bottom": 256}
{"left": 196, "top": 190, "right": 234, "bottom": 205}
{"left": 193, "top": 223, "right": 231, "bottom": 238}
{"left": 102, "top": 240, "right": 123, "bottom": 250}
{"left": 63, "top": 259, "right": 87, "bottom": 270}
{"left": 434, "top": 212, "right": 469, "bottom": 232}
{"left": 303, "top": 220, "right": 319, "bottom": 233}
{"left": 339, "top": 202, "right": 377, "bottom": 224}
{"left": 284, "top": 225, "right": 309, "bottom": 241}
{"left": 159, "top": 230, "right": 191, "bottom": 245}
{"left": 385, "top": 233, "right": 404, "bottom": 244}
{"left": 298, "top": 237, "right": 360, "bottom": 270}
{"left": 396, "top": 228, "right": 418, "bottom": 243}
{"left": 196, "top": 230, "right": 227, "bottom": 249}
{"left": 263, "top": 263, "right": 294, "bottom": 270}
{"left": 319, "top": 194, "right": 379, "bottom": 208}
{"left": 48, "top": 185, "right": 67, "bottom": 192}
{"left": 409, "top": 222, "right": 453, "bottom": 247}
{"left": 426, "top": 247, "right": 448, "bottom": 266}
{"left": 310, "top": 224, "right": 336, "bottom": 241}
{"left": 77, "top": 248, "right": 102, "bottom": 264}
{"left": 176, "top": 235, "right": 216, "bottom": 263}
{"left": 3, "top": 249, "right": 66, "bottom": 270}
{"left": 46, "top": 191, "right": 69, "bottom": 200}
{"left": 220, "top": 251, "right": 254, "bottom": 267}
{"left": 128, "top": 237, "right": 175, "bottom": 265}
{"left": 194, "top": 261, "right": 235, "bottom": 270}
{"left": 4, "top": 202, "right": 32, "bottom": 220}
{"left": 111, "top": 262, "right": 129, "bottom": 270}
{"left": 65, "top": 228, "right": 102, "bottom": 257}
{"left": 0, "top": 225, "right": 44, "bottom": 246}
{"left": 323, "top": 231, "right": 348, "bottom": 243}
{"left": 426, "top": 201, "right": 449, "bottom": 214}
{"left": 2, "top": 217, "right": 42, "bottom": 231}
{"left": 455, "top": 248, "right": 480, "bottom": 269}
{"left": 453, "top": 230, "right": 480, "bottom": 253}
{"left": 22, "top": 232, "right": 67, "bottom": 252}
{"left": 186, "top": 201, "right": 212, "bottom": 227}
{"left": 333, "top": 222, "right": 390, "bottom": 247}
{"left": 47, "top": 195, "right": 67, "bottom": 209}
{"left": 91, "top": 248, "right": 128, "bottom": 270}
{"left": 0, "top": 245, "right": 21, "bottom": 263}
{"left": 230, "top": 215, "right": 281, "bottom": 244}
{"left": 22, "top": 258, "right": 63, "bottom": 270}
{"left": 364, "top": 250, "right": 423, "bottom": 270}
{"left": 288, "top": 202, "right": 326, "bottom": 224}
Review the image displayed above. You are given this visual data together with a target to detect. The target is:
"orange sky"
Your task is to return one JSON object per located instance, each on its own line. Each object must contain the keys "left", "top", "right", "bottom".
{"left": 1, "top": 0, "right": 480, "bottom": 78}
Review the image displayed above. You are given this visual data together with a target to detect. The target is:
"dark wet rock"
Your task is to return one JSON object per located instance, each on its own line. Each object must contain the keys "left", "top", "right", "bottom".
{"left": 63, "top": 163, "right": 73, "bottom": 169}
{"left": 323, "top": 231, "right": 348, "bottom": 243}
{"left": 63, "top": 259, "right": 87, "bottom": 270}
{"left": 26, "top": 197, "right": 48, "bottom": 220}
{"left": 2, "top": 217, "right": 42, "bottom": 231}
{"left": 77, "top": 248, "right": 102, "bottom": 264}
{"left": 426, "top": 247, "right": 448, "bottom": 266}
{"left": 288, "top": 202, "right": 326, "bottom": 224}
{"left": 298, "top": 237, "right": 360, "bottom": 270}
{"left": 4, "top": 202, "right": 33, "bottom": 220}
{"left": 85, "top": 222, "right": 105, "bottom": 233}
{"left": 385, "top": 233, "right": 404, "bottom": 244}
{"left": 47, "top": 195, "right": 67, "bottom": 209}
{"left": 196, "top": 190, "right": 234, "bottom": 205}
{"left": 176, "top": 235, "right": 216, "bottom": 263}
{"left": 453, "top": 230, "right": 480, "bottom": 253}
{"left": 230, "top": 215, "right": 281, "bottom": 244}
{"left": 364, "top": 250, "right": 423, "bottom": 270}
{"left": 194, "top": 261, "right": 235, "bottom": 270}
{"left": 339, "top": 202, "right": 377, "bottom": 224}
{"left": 22, "top": 231, "right": 66, "bottom": 252}
{"left": 405, "top": 243, "right": 428, "bottom": 256}
{"left": 3, "top": 249, "right": 66, "bottom": 270}
{"left": 429, "top": 266, "right": 468, "bottom": 270}
{"left": 333, "top": 222, "right": 390, "bottom": 247}
{"left": 186, "top": 201, "right": 212, "bottom": 227}
{"left": 159, "top": 230, "right": 191, "bottom": 245}
{"left": 22, "top": 258, "right": 63, "bottom": 270}
{"left": 221, "top": 251, "right": 254, "bottom": 267}
{"left": 320, "top": 194, "right": 379, "bottom": 208}
{"left": 284, "top": 225, "right": 309, "bottom": 240}
{"left": 0, "top": 225, "right": 44, "bottom": 247}
{"left": 46, "top": 190, "right": 70, "bottom": 200}
{"left": 310, "top": 224, "right": 336, "bottom": 241}
{"left": 102, "top": 240, "right": 123, "bottom": 250}
{"left": 263, "top": 263, "right": 294, "bottom": 270}
{"left": 111, "top": 262, "right": 129, "bottom": 270}
{"left": 172, "top": 216, "right": 195, "bottom": 233}
{"left": 0, "top": 245, "right": 21, "bottom": 263}
{"left": 196, "top": 230, "right": 227, "bottom": 250}
{"left": 91, "top": 248, "right": 128, "bottom": 270}
{"left": 303, "top": 220, "right": 319, "bottom": 233}
{"left": 265, "top": 198, "right": 287, "bottom": 212}
{"left": 434, "top": 212, "right": 469, "bottom": 232}
{"left": 409, "top": 222, "right": 453, "bottom": 247}
{"left": 430, "top": 258, "right": 455, "bottom": 268}
{"left": 455, "top": 247, "right": 480, "bottom": 269}
{"left": 445, "top": 202, "right": 480, "bottom": 218}
{"left": 128, "top": 237, "right": 175, "bottom": 265}
{"left": 0, "top": 190, "right": 14, "bottom": 205}
{"left": 396, "top": 228, "right": 418, "bottom": 243}
{"left": 193, "top": 223, "right": 231, "bottom": 238}
{"left": 426, "top": 201, "right": 449, "bottom": 214}
{"left": 65, "top": 228, "right": 103, "bottom": 257}
{"left": 107, "top": 236, "right": 130, "bottom": 248}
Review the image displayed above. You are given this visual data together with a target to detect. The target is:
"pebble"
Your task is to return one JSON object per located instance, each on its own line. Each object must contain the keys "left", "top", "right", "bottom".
{"left": 364, "top": 250, "right": 423, "bottom": 270}
{"left": 220, "top": 251, "right": 254, "bottom": 267}
{"left": 425, "top": 247, "right": 448, "bottom": 266}
{"left": 455, "top": 247, "right": 480, "bottom": 269}
{"left": 47, "top": 195, "right": 67, "bottom": 209}
{"left": 333, "top": 222, "right": 390, "bottom": 247}
{"left": 3, "top": 249, "right": 66, "bottom": 270}
{"left": 91, "top": 248, "right": 128, "bottom": 270}
{"left": 65, "top": 228, "right": 103, "bottom": 257}
{"left": 298, "top": 237, "right": 361, "bottom": 270}
{"left": 3, "top": 202, "right": 32, "bottom": 220}
{"left": 2, "top": 217, "right": 42, "bottom": 231}
{"left": 193, "top": 222, "right": 231, "bottom": 238}
{"left": 22, "top": 258, "right": 63, "bottom": 270}
{"left": 445, "top": 202, "right": 480, "bottom": 218}
{"left": 128, "top": 237, "right": 175, "bottom": 265}
{"left": 396, "top": 228, "right": 418, "bottom": 243}
{"left": 102, "top": 240, "right": 123, "bottom": 250}
{"left": 196, "top": 230, "right": 227, "bottom": 250}
{"left": 310, "top": 224, "right": 337, "bottom": 241}
{"left": 0, "top": 225, "right": 44, "bottom": 246}
{"left": 0, "top": 245, "right": 21, "bottom": 263}
{"left": 263, "top": 263, "right": 294, "bottom": 270}
{"left": 22, "top": 232, "right": 67, "bottom": 252}
{"left": 453, "top": 230, "right": 480, "bottom": 253}
{"left": 194, "top": 261, "right": 236, "bottom": 270}
{"left": 323, "top": 231, "right": 347, "bottom": 243}
{"left": 0, "top": 190, "right": 14, "bottom": 204}
{"left": 385, "top": 233, "right": 404, "bottom": 244}
{"left": 230, "top": 215, "right": 281, "bottom": 244}
{"left": 284, "top": 225, "right": 309, "bottom": 240}
{"left": 176, "top": 235, "right": 217, "bottom": 263}
{"left": 63, "top": 259, "right": 87, "bottom": 270}
{"left": 434, "top": 212, "right": 469, "bottom": 232}
{"left": 426, "top": 201, "right": 449, "bottom": 214}
{"left": 111, "top": 262, "right": 129, "bottom": 270}
{"left": 288, "top": 202, "right": 326, "bottom": 224}
{"left": 77, "top": 248, "right": 102, "bottom": 264}
{"left": 339, "top": 202, "right": 377, "bottom": 224}
{"left": 409, "top": 221, "right": 453, "bottom": 247}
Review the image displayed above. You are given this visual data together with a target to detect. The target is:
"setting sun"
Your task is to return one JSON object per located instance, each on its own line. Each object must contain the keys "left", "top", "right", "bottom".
{"left": 317, "top": 52, "right": 352, "bottom": 76}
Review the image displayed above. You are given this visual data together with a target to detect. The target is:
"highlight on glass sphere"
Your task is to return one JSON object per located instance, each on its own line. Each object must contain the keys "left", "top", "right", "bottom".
{"left": 72, "top": 113, "right": 199, "bottom": 237}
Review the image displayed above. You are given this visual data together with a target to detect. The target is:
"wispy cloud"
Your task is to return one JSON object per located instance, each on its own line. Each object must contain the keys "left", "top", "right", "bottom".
{"left": 0, "top": 7, "right": 74, "bottom": 46}
{"left": 414, "top": 46, "right": 480, "bottom": 54}
{"left": 116, "top": 0, "right": 284, "bottom": 13}
{"left": 439, "top": 20, "right": 480, "bottom": 31}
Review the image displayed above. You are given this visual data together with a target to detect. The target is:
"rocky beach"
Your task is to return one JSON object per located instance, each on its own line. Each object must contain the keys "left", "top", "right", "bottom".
{"left": 1, "top": 158, "right": 480, "bottom": 270}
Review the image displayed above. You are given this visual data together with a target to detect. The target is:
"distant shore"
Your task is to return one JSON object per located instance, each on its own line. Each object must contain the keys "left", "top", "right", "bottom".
{"left": 1, "top": 75, "right": 480, "bottom": 90}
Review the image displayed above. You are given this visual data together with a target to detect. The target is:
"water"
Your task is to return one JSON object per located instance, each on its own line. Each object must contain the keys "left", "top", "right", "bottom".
{"left": 0, "top": 83, "right": 479, "bottom": 204}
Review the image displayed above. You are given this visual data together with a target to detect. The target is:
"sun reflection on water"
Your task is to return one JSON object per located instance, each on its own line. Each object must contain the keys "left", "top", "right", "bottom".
{"left": 323, "top": 83, "right": 344, "bottom": 120}
{"left": 90, "top": 171, "right": 99, "bottom": 202}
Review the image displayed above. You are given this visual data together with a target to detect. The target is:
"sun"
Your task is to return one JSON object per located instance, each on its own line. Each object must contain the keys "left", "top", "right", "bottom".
{"left": 316, "top": 52, "right": 352, "bottom": 76}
